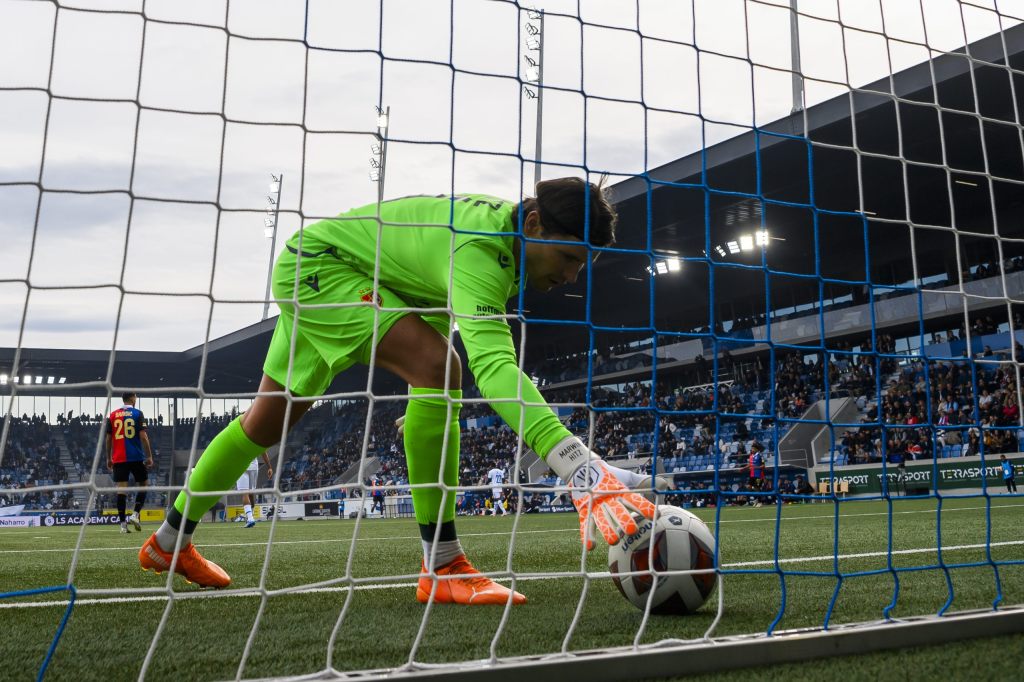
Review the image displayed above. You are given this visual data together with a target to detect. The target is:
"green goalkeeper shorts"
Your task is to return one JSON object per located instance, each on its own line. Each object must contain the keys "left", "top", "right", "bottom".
{"left": 263, "top": 241, "right": 449, "bottom": 397}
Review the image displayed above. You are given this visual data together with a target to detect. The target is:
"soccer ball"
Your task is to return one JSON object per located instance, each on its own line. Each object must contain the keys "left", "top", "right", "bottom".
{"left": 607, "top": 505, "right": 716, "bottom": 614}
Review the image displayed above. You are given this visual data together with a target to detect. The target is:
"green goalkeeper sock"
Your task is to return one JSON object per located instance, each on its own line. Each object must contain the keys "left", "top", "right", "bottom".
{"left": 172, "top": 415, "right": 267, "bottom": 523}
{"left": 404, "top": 388, "right": 462, "bottom": 528}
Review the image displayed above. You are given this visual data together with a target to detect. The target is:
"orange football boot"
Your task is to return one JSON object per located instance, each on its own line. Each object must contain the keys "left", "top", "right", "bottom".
{"left": 417, "top": 555, "right": 527, "bottom": 605}
{"left": 139, "top": 533, "right": 231, "bottom": 589}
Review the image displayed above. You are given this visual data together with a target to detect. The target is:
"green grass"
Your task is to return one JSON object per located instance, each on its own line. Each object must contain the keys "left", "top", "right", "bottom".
{"left": 1, "top": 497, "right": 1022, "bottom": 681}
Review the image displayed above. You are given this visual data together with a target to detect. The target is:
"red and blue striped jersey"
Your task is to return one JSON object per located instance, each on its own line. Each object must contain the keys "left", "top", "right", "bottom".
{"left": 749, "top": 451, "right": 765, "bottom": 478}
{"left": 107, "top": 405, "right": 147, "bottom": 463}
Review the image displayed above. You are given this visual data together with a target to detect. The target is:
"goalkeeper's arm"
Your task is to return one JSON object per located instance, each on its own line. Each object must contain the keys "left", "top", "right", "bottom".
{"left": 450, "top": 242, "right": 657, "bottom": 548}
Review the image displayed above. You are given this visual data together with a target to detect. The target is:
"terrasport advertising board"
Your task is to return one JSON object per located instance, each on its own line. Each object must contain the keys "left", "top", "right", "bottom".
{"left": 814, "top": 453, "right": 1024, "bottom": 495}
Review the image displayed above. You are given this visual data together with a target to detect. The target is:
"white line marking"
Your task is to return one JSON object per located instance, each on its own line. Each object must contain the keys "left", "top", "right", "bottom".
{"left": 724, "top": 539, "right": 1024, "bottom": 568}
{"left": 2, "top": 540, "right": 1021, "bottom": 610}
{"left": 1, "top": 502, "right": 1020, "bottom": 555}
{"left": 0, "top": 527, "right": 575, "bottom": 555}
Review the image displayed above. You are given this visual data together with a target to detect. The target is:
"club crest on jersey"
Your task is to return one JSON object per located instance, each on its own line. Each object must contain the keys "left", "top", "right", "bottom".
{"left": 358, "top": 288, "right": 382, "bottom": 306}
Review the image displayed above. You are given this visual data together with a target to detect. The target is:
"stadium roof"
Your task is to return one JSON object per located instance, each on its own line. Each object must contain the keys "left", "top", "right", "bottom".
{"left": 4, "top": 23, "right": 1024, "bottom": 396}
{"left": 529, "top": 21, "right": 1024, "bottom": 347}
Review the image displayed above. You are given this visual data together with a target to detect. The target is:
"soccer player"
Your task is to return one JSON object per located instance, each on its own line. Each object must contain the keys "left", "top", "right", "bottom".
{"left": 235, "top": 451, "right": 273, "bottom": 528}
{"left": 486, "top": 464, "right": 508, "bottom": 516}
{"left": 743, "top": 442, "right": 767, "bottom": 507}
{"left": 106, "top": 391, "right": 153, "bottom": 533}
{"left": 139, "top": 177, "right": 658, "bottom": 601}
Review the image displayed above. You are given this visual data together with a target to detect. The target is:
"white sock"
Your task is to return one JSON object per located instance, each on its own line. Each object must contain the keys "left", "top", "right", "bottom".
{"left": 422, "top": 539, "right": 463, "bottom": 568}
{"left": 244, "top": 504, "right": 254, "bottom": 522}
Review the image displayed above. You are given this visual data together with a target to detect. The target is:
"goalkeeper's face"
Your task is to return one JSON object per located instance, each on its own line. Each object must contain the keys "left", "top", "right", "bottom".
{"left": 522, "top": 211, "right": 590, "bottom": 292}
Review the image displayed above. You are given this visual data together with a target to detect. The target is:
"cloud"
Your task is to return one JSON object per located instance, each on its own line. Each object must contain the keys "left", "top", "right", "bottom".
{"left": 1, "top": 0, "right": 1019, "bottom": 354}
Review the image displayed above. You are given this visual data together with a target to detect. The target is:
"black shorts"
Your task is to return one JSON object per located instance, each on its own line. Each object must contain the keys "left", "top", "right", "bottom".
{"left": 112, "top": 461, "right": 148, "bottom": 483}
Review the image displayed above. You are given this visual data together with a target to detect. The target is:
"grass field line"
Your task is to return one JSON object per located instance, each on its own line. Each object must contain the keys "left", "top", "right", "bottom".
{"left": 2, "top": 539, "right": 1021, "bottom": 610}
{"left": 1, "top": 501, "right": 1021, "bottom": 556}
{"left": 0, "top": 526, "right": 577, "bottom": 555}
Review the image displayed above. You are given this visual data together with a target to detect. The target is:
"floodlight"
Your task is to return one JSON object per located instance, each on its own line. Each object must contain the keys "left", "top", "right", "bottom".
{"left": 715, "top": 245, "right": 726, "bottom": 257}
{"left": 376, "top": 108, "right": 389, "bottom": 128}
{"left": 755, "top": 230, "right": 769, "bottom": 246}
{"left": 526, "top": 66, "right": 539, "bottom": 82}
{"left": 370, "top": 143, "right": 382, "bottom": 156}
{"left": 369, "top": 171, "right": 381, "bottom": 182}
{"left": 264, "top": 227, "right": 274, "bottom": 239}
{"left": 739, "top": 234, "right": 754, "bottom": 251}
{"left": 12, "top": 376, "right": 18, "bottom": 383}
{"left": 667, "top": 258, "right": 681, "bottom": 272}
{"left": 35, "top": 376, "right": 43, "bottom": 384}
{"left": 264, "top": 218, "right": 275, "bottom": 227}
{"left": 526, "top": 22, "right": 540, "bottom": 35}
{"left": 526, "top": 36, "right": 540, "bottom": 50}
{"left": 656, "top": 261, "right": 668, "bottom": 275}
{"left": 269, "top": 182, "right": 280, "bottom": 193}
{"left": 727, "top": 241, "right": 740, "bottom": 254}
{"left": 47, "top": 376, "right": 54, "bottom": 384}
{"left": 59, "top": 377, "right": 66, "bottom": 384}
{"left": 646, "top": 266, "right": 654, "bottom": 275}
{"left": 0, "top": 375, "right": 6, "bottom": 385}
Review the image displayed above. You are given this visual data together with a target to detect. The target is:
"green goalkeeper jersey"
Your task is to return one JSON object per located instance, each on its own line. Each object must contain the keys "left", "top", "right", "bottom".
{"left": 292, "top": 193, "right": 571, "bottom": 458}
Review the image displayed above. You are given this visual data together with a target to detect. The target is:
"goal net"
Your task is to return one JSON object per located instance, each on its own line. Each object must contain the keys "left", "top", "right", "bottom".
{"left": 2, "top": 0, "right": 1024, "bottom": 680}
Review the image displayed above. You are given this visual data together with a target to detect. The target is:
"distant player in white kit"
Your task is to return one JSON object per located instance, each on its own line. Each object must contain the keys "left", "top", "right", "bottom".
{"left": 235, "top": 451, "right": 273, "bottom": 528}
{"left": 486, "top": 464, "right": 508, "bottom": 516}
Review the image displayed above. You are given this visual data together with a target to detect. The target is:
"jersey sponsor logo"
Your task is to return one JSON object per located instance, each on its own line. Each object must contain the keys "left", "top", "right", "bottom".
{"left": 304, "top": 273, "right": 320, "bottom": 292}
{"left": 475, "top": 304, "right": 503, "bottom": 316}
{"left": 497, "top": 253, "right": 512, "bottom": 269}
{"left": 358, "top": 287, "right": 383, "bottom": 306}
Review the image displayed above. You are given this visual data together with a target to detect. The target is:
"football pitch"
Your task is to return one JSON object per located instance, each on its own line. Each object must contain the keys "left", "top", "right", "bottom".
{"left": 1, "top": 497, "right": 1022, "bottom": 681}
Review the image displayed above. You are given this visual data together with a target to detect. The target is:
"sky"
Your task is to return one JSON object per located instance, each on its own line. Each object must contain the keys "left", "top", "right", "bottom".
{"left": 1, "top": 0, "right": 1022, "bottom": 356}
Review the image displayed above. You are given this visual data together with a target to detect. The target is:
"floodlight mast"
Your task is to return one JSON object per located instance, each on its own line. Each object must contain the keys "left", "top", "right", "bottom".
{"left": 262, "top": 173, "right": 284, "bottom": 321}
{"left": 525, "top": 9, "right": 545, "bottom": 189}
{"left": 789, "top": 0, "right": 804, "bottom": 114}
{"left": 372, "top": 106, "right": 390, "bottom": 204}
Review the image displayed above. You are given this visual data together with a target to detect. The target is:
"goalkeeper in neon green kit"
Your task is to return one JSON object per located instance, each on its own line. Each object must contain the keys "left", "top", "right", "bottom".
{"left": 139, "top": 177, "right": 657, "bottom": 603}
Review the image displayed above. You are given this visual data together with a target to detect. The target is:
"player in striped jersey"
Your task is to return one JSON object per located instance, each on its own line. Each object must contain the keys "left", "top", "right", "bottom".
{"left": 106, "top": 392, "right": 153, "bottom": 533}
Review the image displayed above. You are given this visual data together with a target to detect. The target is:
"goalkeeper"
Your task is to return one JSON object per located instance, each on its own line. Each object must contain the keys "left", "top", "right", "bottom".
{"left": 139, "top": 177, "right": 658, "bottom": 603}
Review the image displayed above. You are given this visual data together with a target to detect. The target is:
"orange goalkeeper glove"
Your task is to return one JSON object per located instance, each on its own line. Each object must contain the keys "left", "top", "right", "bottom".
{"left": 545, "top": 437, "right": 657, "bottom": 550}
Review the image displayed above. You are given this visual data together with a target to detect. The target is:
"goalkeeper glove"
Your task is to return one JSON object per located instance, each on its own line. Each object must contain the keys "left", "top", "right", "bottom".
{"left": 545, "top": 437, "right": 658, "bottom": 550}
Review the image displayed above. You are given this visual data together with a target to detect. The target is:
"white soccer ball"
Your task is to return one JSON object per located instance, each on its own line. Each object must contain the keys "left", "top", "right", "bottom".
{"left": 607, "top": 505, "right": 717, "bottom": 614}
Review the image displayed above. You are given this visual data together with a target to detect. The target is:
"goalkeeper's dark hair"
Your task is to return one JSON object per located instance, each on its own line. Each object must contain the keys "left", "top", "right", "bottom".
{"left": 518, "top": 176, "right": 617, "bottom": 248}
